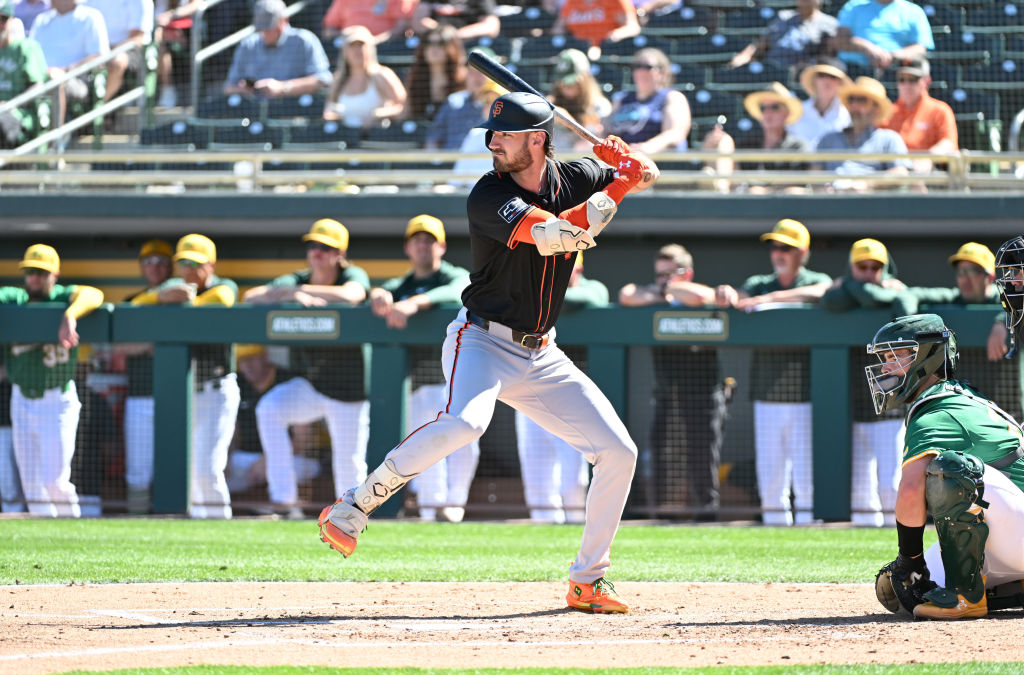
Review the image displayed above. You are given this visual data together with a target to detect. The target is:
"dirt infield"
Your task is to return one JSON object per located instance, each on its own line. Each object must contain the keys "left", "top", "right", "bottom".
{"left": 2, "top": 581, "right": 1022, "bottom": 673}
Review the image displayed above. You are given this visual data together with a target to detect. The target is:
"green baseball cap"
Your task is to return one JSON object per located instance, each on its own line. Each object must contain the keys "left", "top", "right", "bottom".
{"left": 0, "top": 0, "right": 15, "bottom": 18}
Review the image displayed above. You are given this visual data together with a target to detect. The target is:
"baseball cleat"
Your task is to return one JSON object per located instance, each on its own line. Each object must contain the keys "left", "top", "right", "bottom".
{"left": 318, "top": 490, "right": 368, "bottom": 558}
{"left": 913, "top": 591, "right": 988, "bottom": 620}
{"left": 566, "top": 578, "right": 629, "bottom": 614}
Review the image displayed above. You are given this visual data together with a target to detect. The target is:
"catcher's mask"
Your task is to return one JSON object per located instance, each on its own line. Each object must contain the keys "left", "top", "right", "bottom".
{"left": 995, "top": 235, "right": 1024, "bottom": 356}
{"left": 865, "top": 313, "right": 959, "bottom": 415}
{"left": 477, "top": 91, "right": 555, "bottom": 146}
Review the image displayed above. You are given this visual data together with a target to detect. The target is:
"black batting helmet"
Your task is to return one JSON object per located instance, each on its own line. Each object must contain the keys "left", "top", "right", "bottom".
{"left": 476, "top": 92, "right": 555, "bottom": 145}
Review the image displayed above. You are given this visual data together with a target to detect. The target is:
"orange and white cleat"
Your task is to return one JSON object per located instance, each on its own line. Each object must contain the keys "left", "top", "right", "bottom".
{"left": 318, "top": 491, "right": 368, "bottom": 558}
{"left": 914, "top": 590, "right": 988, "bottom": 620}
{"left": 566, "top": 578, "right": 629, "bottom": 614}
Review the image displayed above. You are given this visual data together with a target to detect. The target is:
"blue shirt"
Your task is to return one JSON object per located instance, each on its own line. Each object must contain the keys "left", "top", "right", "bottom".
{"left": 816, "top": 125, "right": 911, "bottom": 174}
{"left": 837, "top": 0, "right": 933, "bottom": 66}
{"left": 426, "top": 90, "right": 488, "bottom": 150}
{"left": 225, "top": 26, "right": 331, "bottom": 88}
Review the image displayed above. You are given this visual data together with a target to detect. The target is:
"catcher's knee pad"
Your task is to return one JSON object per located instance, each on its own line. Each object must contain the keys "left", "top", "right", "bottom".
{"left": 352, "top": 459, "right": 418, "bottom": 515}
{"left": 925, "top": 451, "right": 989, "bottom": 603}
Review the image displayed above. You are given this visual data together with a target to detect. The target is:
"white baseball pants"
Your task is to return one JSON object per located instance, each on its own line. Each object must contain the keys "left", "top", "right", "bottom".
{"left": 753, "top": 401, "right": 813, "bottom": 526}
{"left": 925, "top": 465, "right": 1024, "bottom": 588}
{"left": 850, "top": 419, "right": 903, "bottom": 527}
{"left": 256, "top": 376, "right": 368, "bottom": 505}
{"left": 190, "top": 374, "right": 239, "bottom": 519}
{"left": 0, "top": 425, "right": 25, "bottom": 513}
{"left": 11, "top": 382, "right": 81, "bottom": 517}
{"left": 408, "top": 383, "right": 479, "bottom": 520}
{"left": 123, "top": 395, "right": 154, "bottom": 492}
{"left": 515, "top": 410, "right": 589, "bottom": 523}
{"left": 376, "top": 309, "right": 636, "bottom": 584}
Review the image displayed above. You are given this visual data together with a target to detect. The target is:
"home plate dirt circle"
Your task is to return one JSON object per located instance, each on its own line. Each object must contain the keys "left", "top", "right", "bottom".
{"left": 2, "top": 582, "right": 1022, "bottom": 673}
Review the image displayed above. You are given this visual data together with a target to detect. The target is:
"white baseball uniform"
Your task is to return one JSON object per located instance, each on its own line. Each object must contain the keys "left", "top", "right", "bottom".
{"left": 515, "top": 409, "right": 588, "bottom": 523}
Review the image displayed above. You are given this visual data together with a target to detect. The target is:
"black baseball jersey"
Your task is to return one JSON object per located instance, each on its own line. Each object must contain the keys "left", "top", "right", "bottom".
{"left": 463, "top": 157, "right": 614, "bottom": 334}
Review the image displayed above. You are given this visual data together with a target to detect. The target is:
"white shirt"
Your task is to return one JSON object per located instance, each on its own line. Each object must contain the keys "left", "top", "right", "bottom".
{"left": 84, "top": 0, "right": 153, "bottom": 45}
{"left": 30, "top": 5, "right": 110, "bottom": 69}
{"left": 788, "top": 96, "right": 851, "bottom": 149}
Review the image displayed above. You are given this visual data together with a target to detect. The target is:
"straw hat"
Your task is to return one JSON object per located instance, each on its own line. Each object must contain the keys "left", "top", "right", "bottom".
{"left": 798, "top": 58, "right": 852, "bottom": 98}
{"left": 839, "top": 76, "right": 892, "bottom": 122}
{"left": 743, "top": 82, "right": 803, "bottom": 126}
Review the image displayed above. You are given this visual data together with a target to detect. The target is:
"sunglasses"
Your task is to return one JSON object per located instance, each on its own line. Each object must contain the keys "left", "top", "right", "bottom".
{"left": 141, "top": 255, "right": 170, "bottom": 266}
{"left": 769, "top": 243, "right": 796, "bottom": 253}
{"left": 23, "top": 268, "right": 49, "bottom": 277}
{"left": 176, "top": 259, "right": 202, "bottom": 268}
{"left": 759, "top": 103, "right": 785, "bottom": 113}
{"left": 632, "top": 63, "right": 659, "bottom": 71}
{"left": 306, "top": 241, "right": 337, "bottom": 252}
{"left": 846, "top": 95, "right": 870, "bottom": 104}
{"left": 854, "top": 261, "right": 884, "bottom": 273}
{"left": 897, "top": 76, "right": 921, "bottom": 84}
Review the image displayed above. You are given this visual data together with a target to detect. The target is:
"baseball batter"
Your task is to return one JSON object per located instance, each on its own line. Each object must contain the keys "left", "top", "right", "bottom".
{"left": 320, "top": 91, "right": 659, "bottom": 613}
{"left": 869, "top": 314, "right": 1024, "bottom": 620}
{"left": 1, "top": 244, "right": 104, "bottom": 517}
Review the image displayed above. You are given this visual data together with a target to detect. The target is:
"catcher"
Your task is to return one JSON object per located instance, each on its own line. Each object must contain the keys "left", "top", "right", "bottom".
{"left": 868, "top": 313, "right": 1024, "bottom": 620}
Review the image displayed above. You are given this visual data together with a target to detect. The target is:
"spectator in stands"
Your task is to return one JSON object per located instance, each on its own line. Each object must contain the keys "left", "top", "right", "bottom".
{"left": 0, "top": 360, "right": 25, "bottom": 513}
{"left": 29, "top": 0, "right": 110, "bottom": 129}
{"left": 223, "top": 0, "right": 332, "bottom": 99}
{"left": 2, "top": 244, "right": 105, "bottom": 518}
{"left": 324, "top": 24, "right": 407, "bottom": 129}
{"left": 413, "top": 1, "right": 499, "bottom": 42}
{"left": 85, "top": 0, "right": 152, "bottom": 108}
{"left": 619, "top": 244, "right": 726, "bottom": 517}
{"left": 243, "top": 219, "right": 371, "bottom": 513}
{"left": 403, "top": 23, "right": 466, "bottom": 122}
{"left": 369, "top": 215, "right": 476, "bottom": 521}
{"left": 822, "top": 239, "right": 913, "bottom": 527}
{"left": 701, "top": 82, "right": 811, "bottom": 193}
{"left": 835, "top": 0, "right": 933, "bottom": 70}
{"left": 607, "top": 47, "right": 691, "bottom": 155}
{"left": 815, "top": 76, "right": 910, "bottom": 191}
{"left": 728, "top": 0, "right": 838, "bottom": 71}
{"left": 448, "top": 74, "right": 503, "bottom": 184}
{"left": 130, "top": 234, "right": 240, "bottom": 519}
{"left": 515, "top": 253, "right": 605, "bottom": 524}
{"left": 424, "top": 46, "right": 499, "bottom": 150}
{"left": 226, "top": 344, "right": 319, "bottom": 518}
{"left": 153, "top": 0, "right": 202, "bottom": 108}
{"left": 549, "top": 48, "right": 611, "bottom": 151}
{"left": 0, "top": 1, "right": 47, "bottom": 150}
{"left": 117, "top": 239, "right": 173, "bottom": 514}
{"left": 788, "top": 58, "right": 851, "bottom": 148}
{"left": 322, "top": 0, "right": 417, "bottom": 42}
{"left": 715, "top": 220, "right": 831, "bottom": 526}
{"left": 552, "top": 0, "right": 640, "bottom": 54}
{"left": 13, "top": 0, "right": 49, "bottom": 32}
{"left": 880, "top": 57, "right": 957, "bottom": 173}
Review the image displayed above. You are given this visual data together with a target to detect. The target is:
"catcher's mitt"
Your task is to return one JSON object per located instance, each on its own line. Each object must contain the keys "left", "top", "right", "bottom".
{"left": 875, "top": 554, "right": 938, "bottom": 615}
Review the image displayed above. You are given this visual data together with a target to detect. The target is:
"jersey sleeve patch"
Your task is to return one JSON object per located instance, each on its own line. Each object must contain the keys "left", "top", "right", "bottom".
{"left": 498, "top": 197, "right": 532, "bottom": 224}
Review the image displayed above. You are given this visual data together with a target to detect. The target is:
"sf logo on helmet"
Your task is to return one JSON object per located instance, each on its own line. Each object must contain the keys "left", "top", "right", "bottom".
{"left": 493, "top": 101, "right": 503, "bottom": 117}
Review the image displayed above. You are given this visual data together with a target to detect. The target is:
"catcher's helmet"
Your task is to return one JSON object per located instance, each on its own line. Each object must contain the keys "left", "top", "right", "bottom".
{"left": 476, "top": 92, "right": 555, "bottom": 145}
{"left": 865, "top": 313, "right": 959, "bottom": 415}
{"left": 995, "top": 236, "right": 1024, "bottom": 352}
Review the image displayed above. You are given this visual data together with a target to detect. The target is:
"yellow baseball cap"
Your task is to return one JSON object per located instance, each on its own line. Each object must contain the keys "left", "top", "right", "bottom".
{"left": 174, "top": 233, "right": 217, "bottom": 264}
{"left": 19, "top": 244, "right": 60, "bottom": 274}
{"left": 759, "top": 219, "right": 810, "bottom": 250}
{"left": 302, "top": 218, "right": 348, "bottom": 251}
{"left": 235, "top": 343, "right": 267, "bottom": 360}
{"left": 850, "top": 238, "right": 888, "bottom": 265}
{"left": 405, "top": 214, "right": 446, "bottom": 244}
{"left": 948, "top": 242, "right": 995, "bottom": 275}
{"left": 139, "top": 239, "right": 173, "bottom": 260}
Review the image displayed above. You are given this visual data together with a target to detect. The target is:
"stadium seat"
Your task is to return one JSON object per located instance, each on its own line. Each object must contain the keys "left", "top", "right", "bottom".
{"left": 645, "top": 5, "right": 715, "bottom": 35}
{"left": 708, "top": 62, "right": 793, "bottom": 92}
{"left": 196, "top": 95, "right": 263, "bottom": 120}
{"left": 674, "top": 34, "right": 747, "bottom": 64}
{"left": 964, "top": 4, "right": 1024, "bottom": 33}
{"left": 934, "top": 87, "right": 1003, "bottom": 150}
{"left": 519, "top": 34, "right": 590, "bottom": 63}
{"left": 1007, "top": 35, "right": 1024, "bottom": 59}
{"left": 962, "top": 61, "right": 1024, "bottom": 90}
{"left": 592, "top": 62, "right": 631, "bottom": 93}
{"left": 927, "top": 61, "right": 960, "bottom": 91}
{"left": 600, "top": 34, "right": 676, "bottom": 59}
{"left": 930, "top": 32, "right": 996, "bottom": 64}
{"left": 466, "top": 36, "right": 514, "bottom": 62}
{"left": 921, "top": 3, "right": 963, "bottom": 32}
{"left": 361, "top": 120, "right": 428, "bottom": 149}
{"left": 266, "top": 94, "right": 325, "bottom": 120}
{"left": 719, "top": 6, "right": 777, "bottom": 37}
{"left": 687, "top": 88, "right": 743, "bottom": 122}
{"left": 210, "top": 121, "right": 284, "bottom": 148}
{"left": 375, "top": 36, "right": 417, "bottom": 65}
{"left": 672, "top": 63, "right": 710, "bottom": 90}
{"left": 498, "top": 6, "right": 556, "bottom": 37}
{"left": 285, "top": 120, "right": 360, "bottom": 149}
{"left": 140, "top": 120, "right": 211, "bottom": 148}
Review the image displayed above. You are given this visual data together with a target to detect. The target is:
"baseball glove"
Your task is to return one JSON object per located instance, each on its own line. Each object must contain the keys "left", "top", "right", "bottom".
{"left": 875, "top": 554, "right": 937, "bottom": 615}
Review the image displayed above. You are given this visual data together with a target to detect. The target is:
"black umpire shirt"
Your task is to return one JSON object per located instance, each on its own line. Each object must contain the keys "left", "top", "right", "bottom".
{"left": 463, "top": 157, "right": 614, "bottom": 335}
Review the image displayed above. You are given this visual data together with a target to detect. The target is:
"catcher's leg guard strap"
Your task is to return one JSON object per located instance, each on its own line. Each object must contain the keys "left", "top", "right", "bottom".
{"left": 352, "top": 459, "right": 417, "bottom": 515}
{"left": 925, "top": 451, "right": 989, "bottom": 604}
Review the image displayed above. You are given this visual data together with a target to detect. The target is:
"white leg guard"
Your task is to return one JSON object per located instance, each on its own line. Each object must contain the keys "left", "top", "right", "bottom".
{"left": 352, "top": 458, "right": 419, "bottom": 515}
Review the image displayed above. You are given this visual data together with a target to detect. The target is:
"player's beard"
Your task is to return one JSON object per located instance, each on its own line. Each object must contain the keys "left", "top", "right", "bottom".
{"left": 26, "top": 288, "right": 49, "bottom": 301}
{"left": 492, "top": 142, "right": 532, "bottom": 173}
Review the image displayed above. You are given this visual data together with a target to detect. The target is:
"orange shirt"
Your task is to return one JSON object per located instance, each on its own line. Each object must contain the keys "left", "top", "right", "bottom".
{"left": 322, "top": 0, "right": 417, "bottom": 36}
{"left": 881, "top": 91, "right": 958, "bottom": 151}
{"left": 560, "top": 0, "right": 636, "bottom": 47}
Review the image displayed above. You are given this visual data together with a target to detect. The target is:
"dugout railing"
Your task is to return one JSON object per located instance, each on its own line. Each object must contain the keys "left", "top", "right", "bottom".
{"left": 0, "top": 304, "right": 1006, "bottom": 521}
